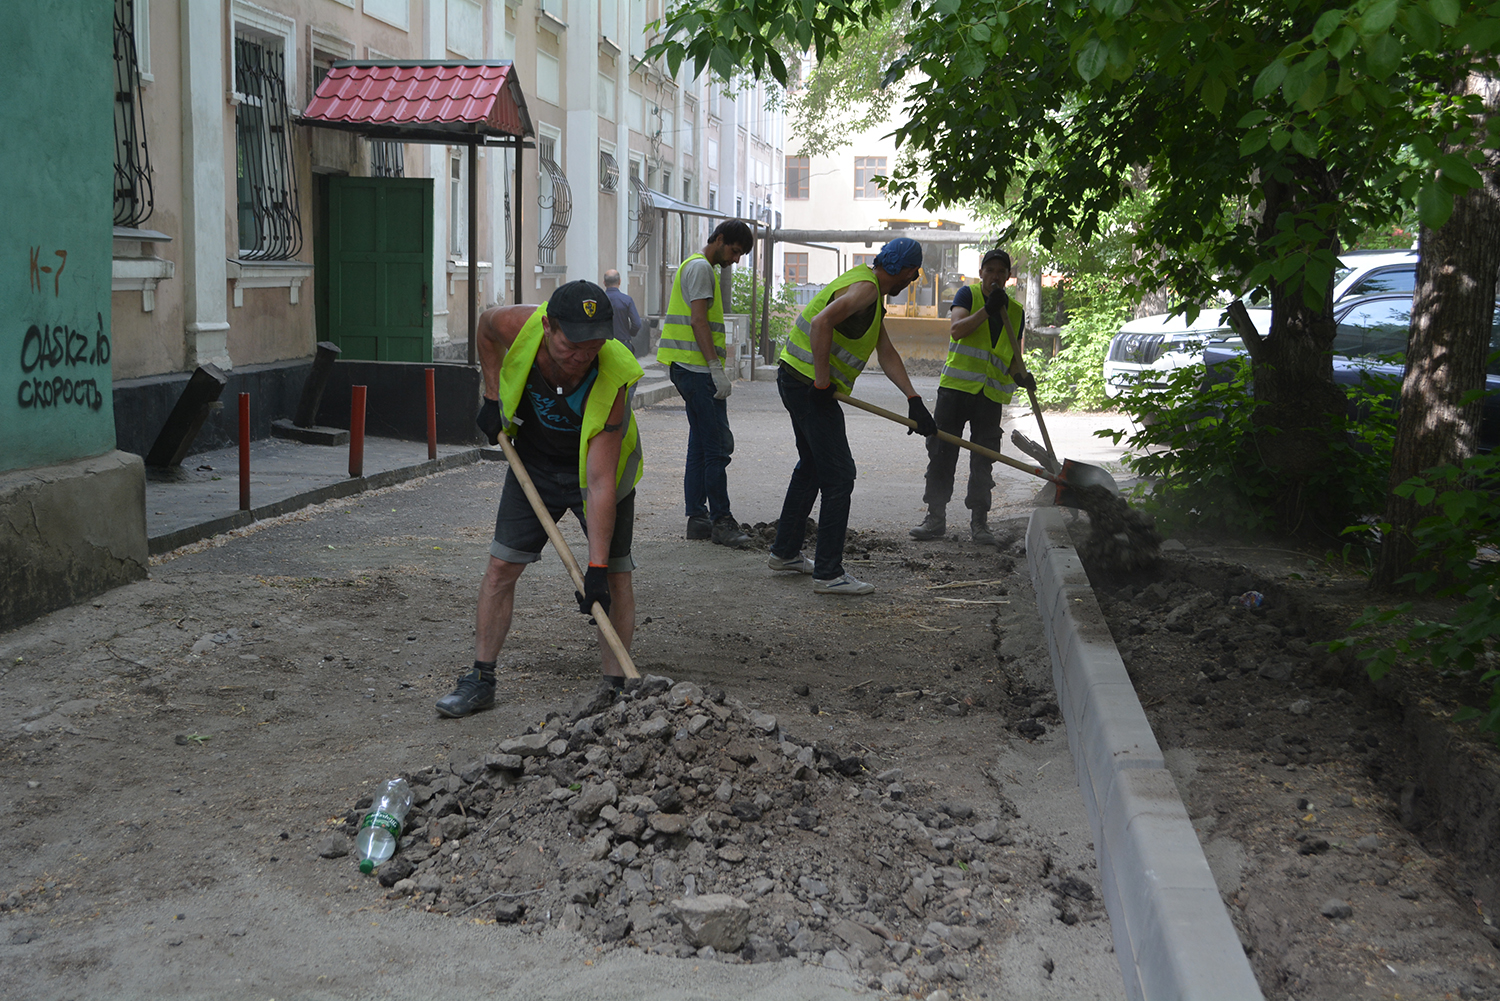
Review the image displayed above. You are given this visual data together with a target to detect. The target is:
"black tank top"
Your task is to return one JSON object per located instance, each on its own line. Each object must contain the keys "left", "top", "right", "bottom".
{"left": 514, "top": 360, "right": 600, "bottom": 473}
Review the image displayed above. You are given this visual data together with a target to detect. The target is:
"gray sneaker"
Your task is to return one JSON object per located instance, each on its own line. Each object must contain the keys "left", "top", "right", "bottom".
{"left": 768, "top": 552, "right": 815, "bottom": 574}
{"left": 435, "top": 670, "right": 495, "bottom": 718}
{"left": 813, "top": 572, "right": 875, "bottom": 595}
{"left": 909, "top": 512, "right": 946, "bottom": 541}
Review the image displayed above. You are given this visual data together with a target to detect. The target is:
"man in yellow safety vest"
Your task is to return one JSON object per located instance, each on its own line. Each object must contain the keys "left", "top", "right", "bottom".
{"left": 655, "top": 220, "right": 755, "bottom": 548}
{"left": 437, "top": 280, "right": 644, "bottom": 717}
{"left": 767, "top": 236, "right": 939, "bottom": 595}
{"left": 910, "top": 247, "right": 1035, "bottom": 545}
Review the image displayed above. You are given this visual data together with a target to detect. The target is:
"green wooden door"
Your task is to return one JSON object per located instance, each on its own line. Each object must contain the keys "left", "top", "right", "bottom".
{"left": 328, "top": 177, "right": 433, "bottom": 361}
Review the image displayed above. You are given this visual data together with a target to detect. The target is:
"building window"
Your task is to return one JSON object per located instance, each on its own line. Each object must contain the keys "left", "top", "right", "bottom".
{"left": 707, "top": 183, "right": 718, "bottom": 212}
{"left": 854, "top": 156, "right": 886, "bottom": 200}
{"left": 785, "top": 155, "right": 809, "bottom": 200}
{"left": 234, "top": 31, "right": 302, "bottom": 260}
{"left": 659, "top": 107, "right": 674, "bottom": 147}
{"left": 600, "top": 144, "right": 619, "bottom": 193}
{"left": 784, "top": 253, "right": 808, "bottom": 284}
{"left": 628, "top": 158, "right": 653, "bottom": 266}
{"left": 537, "top": 133, "right": 571, "bottom": 265}
{"left": 450, "top": 151, "right": 466, "bottom": 256}
{"left": 537, "top": 50, "right": 560, "bottom": 105}
{"left": 598, "top": 72, "right": 616, "bottom": 120}
{"left": 113, "top": 0, "right": 154, "bottom": 228}
{"left": 371, "top": 141, "right": 404, "bottom": 177}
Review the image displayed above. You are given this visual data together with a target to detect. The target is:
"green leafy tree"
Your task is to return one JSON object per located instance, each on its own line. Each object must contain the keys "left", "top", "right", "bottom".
{"left": 653, "top": 0, "right": 1500, "bottom": 528}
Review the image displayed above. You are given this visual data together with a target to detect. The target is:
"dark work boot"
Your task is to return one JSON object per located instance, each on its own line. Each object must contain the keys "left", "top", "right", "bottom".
{"left": 686, "top": 514, "right": 712, "bottom": 540}
{"left": 971, "top": 515, "right": 996, "bottom": 546}
{"left": 909, "top": 510, "right": 946, "bottom": 541}
{"left": 711, "top": 515, "right": 752, "bottom": 549}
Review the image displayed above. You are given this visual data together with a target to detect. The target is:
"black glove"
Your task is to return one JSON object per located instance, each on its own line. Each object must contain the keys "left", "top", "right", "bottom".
{"left": 907, "top": 395, "right": 938, "bottom": 437}
{"left": 984, "top": 287, "right": 1010, "bottom": 317}
{"left": 576, "top": 564, "right": 611, "bottom": 617}
{"left": 1013, "top": 370, "right": 1038, "bottom": 393}
{"left": 808, "top": 381, "right": 837, "bottom": 406}
{"left": 476, "top": 398, "right": 502, "bottom": 445}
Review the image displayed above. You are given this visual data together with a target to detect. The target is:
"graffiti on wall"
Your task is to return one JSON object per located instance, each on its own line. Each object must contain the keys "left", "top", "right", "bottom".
{"left": 17, "top": 246, "right": 109, "bottom": 412}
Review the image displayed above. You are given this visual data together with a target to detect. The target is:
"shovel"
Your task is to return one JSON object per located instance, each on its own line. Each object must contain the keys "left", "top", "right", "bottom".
{"left": 493, "top": 433, "right": 640, "bottom": 680}
{"left": 1023, "top": 383, "right": 1061, "bottom": 471}
{"left": 834, "top": 392, "right": 1120, "bottom": 509}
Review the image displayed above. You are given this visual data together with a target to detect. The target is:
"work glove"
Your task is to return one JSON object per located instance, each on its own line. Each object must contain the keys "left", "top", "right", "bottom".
{"left": 576, "top": 564, "right": 611, "bottom": 618}
{"left": 476, "top": 398, "right": 502, "bottom": 445}
{"left": 808, "top": 381, "right": 837, "bottom": 406}
{"left": 984, "top": 287, "right": 1010, "bottom": 318}
{"left": 907, "top": 395, "right": 938, "bottom": 437}
{"left": 1013, "top": 370, "right": 1038, "bottom": 393}
{"left": 711, "top": 363, "right": 733, "bottom": 400}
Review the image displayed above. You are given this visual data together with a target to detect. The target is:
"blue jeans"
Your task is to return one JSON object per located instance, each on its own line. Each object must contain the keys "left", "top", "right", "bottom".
{"left": 668, "top": 364, "right": 733, "bottom": 521}
{"left": 771, "top": 365, "right": 856, "bottom": 580}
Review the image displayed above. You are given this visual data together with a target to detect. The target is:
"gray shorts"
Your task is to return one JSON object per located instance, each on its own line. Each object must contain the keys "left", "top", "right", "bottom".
{"left": 490, "top": 465, "right": 636, "bottom": 573}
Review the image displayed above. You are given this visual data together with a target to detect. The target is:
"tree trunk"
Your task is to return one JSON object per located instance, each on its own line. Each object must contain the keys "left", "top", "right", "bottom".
{"left": 1245, "top": 164, "right": 1348, "bottom": 530}
{"left": 1374, "top": 75, "right": 1500, "bottom": 589}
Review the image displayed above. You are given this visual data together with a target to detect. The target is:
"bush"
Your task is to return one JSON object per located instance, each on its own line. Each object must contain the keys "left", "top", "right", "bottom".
{"left": 1329, "top": 452, "right": 1500, "bottom": 745}
{"left": 1101, "top": 356, "right": 1397, "bottom": 536}
{"left": 1024, "top": 274, "right": 1127, "bottom": 411}
{"left": 731, "top": 271, "right": 799, "bottom": 358}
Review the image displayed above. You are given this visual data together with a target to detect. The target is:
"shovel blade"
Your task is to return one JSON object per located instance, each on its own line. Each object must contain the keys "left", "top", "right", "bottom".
{"left": 1052, "top": 459, "right": 1120, "bottom": 509}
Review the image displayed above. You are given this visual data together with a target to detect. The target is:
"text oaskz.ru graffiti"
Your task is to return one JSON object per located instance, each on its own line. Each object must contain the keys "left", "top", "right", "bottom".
{"left": 17, "top": 313, "right": 110, "bottom": 411}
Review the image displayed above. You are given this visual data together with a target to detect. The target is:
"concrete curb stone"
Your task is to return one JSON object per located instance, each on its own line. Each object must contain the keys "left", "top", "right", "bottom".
{"left": 1027, "top": 506, "right": 1263, "bottom": 1001}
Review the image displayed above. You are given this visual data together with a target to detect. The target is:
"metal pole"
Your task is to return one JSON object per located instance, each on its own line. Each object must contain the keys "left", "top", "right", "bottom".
{"left": 349, "top": 385, "right": 367, "bottom": 478}
{"left": 747, "top": 220, "right": 759, "bottom": 380}
{"left": 760, "top": 226, "right": 775, "bottom": 366}
{"left": 238, "top": 393, "right": 250, "bottom": 511}
{"left": 514, "top": 141, "right": 524, "bottom": 305}
{"left": 468, "top": 140, "right": 479, "bottom": 366}
{"left": 425, "top": 367, "right": 437, "bottom": 461}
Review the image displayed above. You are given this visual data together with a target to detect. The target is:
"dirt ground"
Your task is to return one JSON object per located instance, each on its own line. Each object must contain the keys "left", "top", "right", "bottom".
{"left": 3, "top": 388, "right": 1499, "bottom": 1000}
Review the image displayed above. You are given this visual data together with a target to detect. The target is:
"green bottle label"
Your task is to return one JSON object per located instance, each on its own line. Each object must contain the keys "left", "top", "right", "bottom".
{"left": 360, "top": 809, "right": 402, "bottom": 840}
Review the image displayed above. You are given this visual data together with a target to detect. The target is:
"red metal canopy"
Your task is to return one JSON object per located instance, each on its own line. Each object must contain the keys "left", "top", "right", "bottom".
{"left": 301, "top": 61, "right": 533, "bottom": 144}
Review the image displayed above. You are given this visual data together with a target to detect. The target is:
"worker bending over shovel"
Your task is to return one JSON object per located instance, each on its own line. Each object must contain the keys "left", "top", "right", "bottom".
{"left": 767, "top": 236, "right": 939, "bottom": 596}
{"left": 910, "top": 247, "right": 1035, "bottom": 546}
{"left": 437, "top": 281, "right": 644, "bottom": 718}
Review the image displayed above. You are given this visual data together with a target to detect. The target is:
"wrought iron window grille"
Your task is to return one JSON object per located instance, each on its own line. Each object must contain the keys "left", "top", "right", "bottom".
{"left": 599, "top": 149, "right": 619, "bottom": 193}
{"left": 627, "top": 173, "right": 654, "bottom": 262}
{"left": 234, "top": 35, "right": 303, "bottom": 261}
{"left": 370, "top": 141, "right": 405, "bottom": 178}
{"left": 113, "top": 0, "right": 154, "bottom": 228}
{"left": 537, "top": 141, "right": 572, "bottom": 265}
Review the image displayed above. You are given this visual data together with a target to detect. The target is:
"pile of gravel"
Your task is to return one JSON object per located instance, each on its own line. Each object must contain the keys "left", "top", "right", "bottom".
{"left": 324, "top": 675, "right": 1046, "bottom": 994}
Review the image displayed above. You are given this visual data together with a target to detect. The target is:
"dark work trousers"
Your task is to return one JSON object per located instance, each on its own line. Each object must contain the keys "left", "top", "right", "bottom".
{"left": 668, "top": 363, "right": 734, "bottom": 521}
{"left": 922, "top": 386, "right": 1006, "bottom": 515}
{"left": 770, "top": 365, "right": 856, "bottom": 580}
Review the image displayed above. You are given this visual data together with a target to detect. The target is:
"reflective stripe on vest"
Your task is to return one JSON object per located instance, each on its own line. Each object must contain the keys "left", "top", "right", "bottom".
{"left": 939, "top": 283, "right": 1023, "bottom": 404}
{"left": 783, "top": 264, "right": 883, "bottom": 393}
{"left": 655, "top": 254, "right": 725, "bottom": 366}
{"left": 498, "top": 304, "right": 646, "bottom": 509}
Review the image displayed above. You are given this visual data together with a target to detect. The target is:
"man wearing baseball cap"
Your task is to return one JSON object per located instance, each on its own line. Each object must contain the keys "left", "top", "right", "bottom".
{"left": 768, "top": 236, "right": 939, "bottom": 595}
{"left": 438, "top": 280, "right": 645, "bottom": 717}
{"left": 911, "top": 246, "right": 1034, "bottom": 546}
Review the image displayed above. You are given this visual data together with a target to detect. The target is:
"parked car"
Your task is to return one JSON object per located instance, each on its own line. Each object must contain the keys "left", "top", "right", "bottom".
{"left": 1201, "top": 292, "right": 1500, "bottom": 450}
{"left": 1102, "top": 249, "right": 1419, "bottom": 397}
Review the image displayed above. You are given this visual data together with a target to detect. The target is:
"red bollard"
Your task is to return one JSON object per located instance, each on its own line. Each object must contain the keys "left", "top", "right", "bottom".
{"left": 238, "top": 392, "right": 251, "bottom": 511}
{"left": 425, "top": 367, "right": 437, "bottom": 460}
{"left": 349, "top": 385, "right": 367, "bottom": 478}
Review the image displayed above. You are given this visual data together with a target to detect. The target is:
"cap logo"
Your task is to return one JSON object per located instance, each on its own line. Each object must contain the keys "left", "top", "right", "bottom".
{"left": 582, "top": 299, "right": 597, "bottom": 318}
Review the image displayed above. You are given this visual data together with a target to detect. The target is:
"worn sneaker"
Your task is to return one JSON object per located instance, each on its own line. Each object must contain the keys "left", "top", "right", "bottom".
{"left": 909, "top": 512, "right": 947, "bottom": 541}
{"left": 813, "top": 572, "right": 875, "bottom": 595}
{"left": 971, "top": 519, "right": 996, "bottom": 546}
{"left": 435, "top": 669, "right": 495, "bottom": 718}
{"left": 711, "top": 515, "right": 752, "bottom": 549}
{"left": 768, "top": 552, "right": 816, "bottom": 574}
{"left": 686, "top": 514, "right": 712, "bottom": 540}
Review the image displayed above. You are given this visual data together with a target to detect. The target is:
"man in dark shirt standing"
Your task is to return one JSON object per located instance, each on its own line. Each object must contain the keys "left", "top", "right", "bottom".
{"left": 602, "top": 269, "right": 643, "bottom": 354}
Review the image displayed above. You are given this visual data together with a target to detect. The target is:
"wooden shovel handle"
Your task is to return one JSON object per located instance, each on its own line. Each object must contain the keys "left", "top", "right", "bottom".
{"left": 494, "top": 433, "right": 640, "bottom": 679}
{"left": 833, "top": 391, "right": 1062, "bottom": 486}
{"left": 1025, "top": 384, "right": 1060, "bottom": 471}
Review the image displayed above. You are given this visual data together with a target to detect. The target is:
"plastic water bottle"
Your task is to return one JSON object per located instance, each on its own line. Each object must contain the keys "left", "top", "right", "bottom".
{"left": 354, "top": 778, "right": 413, "bottom": 875}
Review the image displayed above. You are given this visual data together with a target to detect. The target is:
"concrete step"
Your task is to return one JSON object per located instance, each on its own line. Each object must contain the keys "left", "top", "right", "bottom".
{"left": 632, "top": 379, "right": 677, "bottom": 409}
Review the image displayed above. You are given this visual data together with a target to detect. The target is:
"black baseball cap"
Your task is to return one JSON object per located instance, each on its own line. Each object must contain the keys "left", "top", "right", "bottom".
{"left": 547, "top": 280, "right": 615, "bottom": 343}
